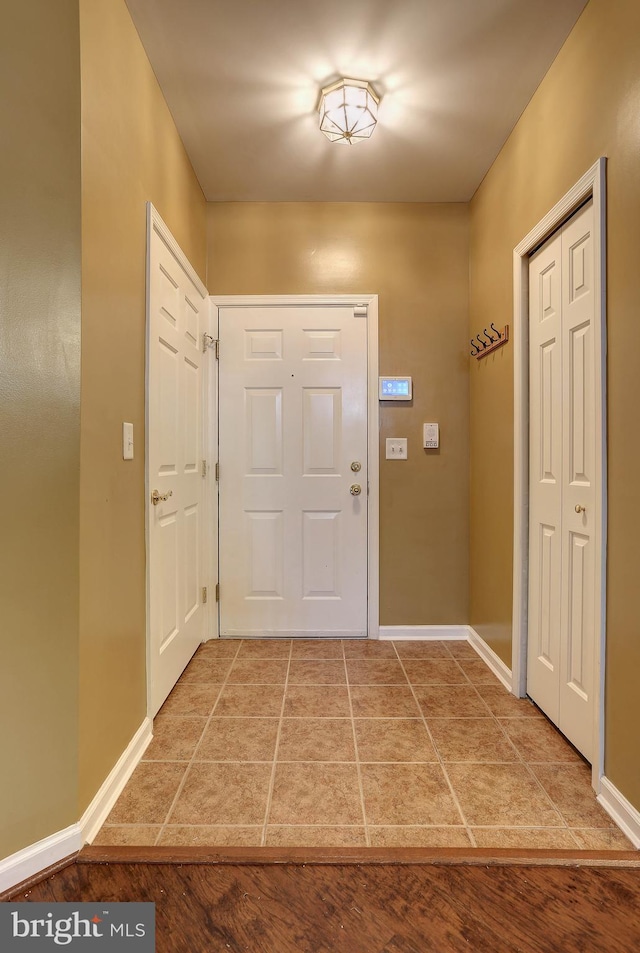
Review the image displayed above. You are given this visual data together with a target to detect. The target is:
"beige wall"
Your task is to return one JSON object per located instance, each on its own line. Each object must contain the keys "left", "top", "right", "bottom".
{"left": 78, "top": 0, "right": 207, "bottom": 810}
{"left": 207, "top": 203, "right": 470, "bottom": 624}
{"left": 469, "top": 0, "right": 640, "bottom": 807}
{"left": 0, "top": 1, "right": 81, "bottom": 857}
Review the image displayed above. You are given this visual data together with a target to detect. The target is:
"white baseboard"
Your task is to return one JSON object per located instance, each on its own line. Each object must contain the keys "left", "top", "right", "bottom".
{"left": 81, "top": 717, "right": 153, "bottom": 844}
{"left": 379, "top": 625, "right": 470, "bottom": 641}
{"left": 0, "top": 716, "right": 153, "bottom": 895}
{"left": 467, "top": 626, "right": 513, "bottom": 691}
{"left": 0, "top": 824, "right": 82, "bottom": 896}
{"left": 598, "top": 776, "right": 640, "bottom": 848}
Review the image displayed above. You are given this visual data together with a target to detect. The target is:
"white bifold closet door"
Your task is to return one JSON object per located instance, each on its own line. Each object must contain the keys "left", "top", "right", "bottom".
{"left": 528, "top": 199, "right": 596, "bottom": 761}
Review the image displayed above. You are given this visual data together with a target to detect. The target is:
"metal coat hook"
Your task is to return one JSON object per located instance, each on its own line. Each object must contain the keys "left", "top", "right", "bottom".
{"left": 470, "top": 324, "right": 510, "bottom": 359}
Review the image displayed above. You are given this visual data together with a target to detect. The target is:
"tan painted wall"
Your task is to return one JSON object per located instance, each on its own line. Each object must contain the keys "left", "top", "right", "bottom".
{"left": 0, "top": 1, "right": 81, "bottom": 857}
{"left": 207, "top": 203, "right": 469, "bottom": 625}
{"left": 78, "top": 0, "right": 207, "bottom": 810}
{"left": 469, "top": 0, "right": 640, "bottom": 807}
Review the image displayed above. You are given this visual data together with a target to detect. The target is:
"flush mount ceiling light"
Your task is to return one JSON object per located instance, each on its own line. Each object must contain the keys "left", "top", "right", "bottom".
{"left": 317, "top": 78, "right": 380, "bottom": 145}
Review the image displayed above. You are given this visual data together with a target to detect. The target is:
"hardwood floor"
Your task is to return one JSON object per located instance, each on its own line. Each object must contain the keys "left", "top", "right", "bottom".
{"left": 12, "top": 856, "right": 640, "bottom": 952}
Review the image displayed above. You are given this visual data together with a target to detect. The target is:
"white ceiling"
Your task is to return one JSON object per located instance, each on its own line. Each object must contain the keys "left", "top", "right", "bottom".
{"left": 125, "top": 0, "right": 588, "bottom": 202}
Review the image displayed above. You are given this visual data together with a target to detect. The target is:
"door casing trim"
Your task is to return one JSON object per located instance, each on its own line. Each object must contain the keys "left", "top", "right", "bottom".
{"left": 511, "top": 158, "right": 607, "bottom": 788}
{"left": 210, "top": 294, "right": 379, "bottom": 640}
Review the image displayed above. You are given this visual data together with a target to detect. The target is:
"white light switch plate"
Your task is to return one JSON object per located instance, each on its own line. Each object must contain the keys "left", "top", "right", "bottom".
{"left": 123, "top": 422, "right": 134, "bottom": 460}
{"left": 386, "top": 438, "right": 407, "bottom": 459}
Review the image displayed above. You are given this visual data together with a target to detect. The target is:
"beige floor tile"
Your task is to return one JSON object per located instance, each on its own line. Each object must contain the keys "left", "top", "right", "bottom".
{"left": 288, "top": 660, "right": 346, "bottom": 684}
{"left": 446, "top": 763, "right": 562, "bottom": 827}
{"left": 214, "top": 684, "right": 284, "bottom": 717}
{"left": 402, "top": 660, "right": 466, "bottom": 685}
{"left": 196, "top": 640, "right": 241, "bottom": 659}
{"left": 290, "top": 640, "right": 345, "bottom": 659}
{"left": 169, "top": 763, "right": 272, "bottom": 825}
{"left": 106, "top": 762, "right": 186, "bottom": 825}
{"left": 236, "top": 640, "right": 292, "bottom": 659}
{"left": 159, "top": 682, "right": 222, "bottom": 717}
{"left": 428, "top": 718, "right": 517, "bottom": 763}
{"left": 571, "top": 828, "right": 634, "bottom": 850}
{"left": 393, "top": 641, "right": 451, "bottom": 659}
{"left": 499, "top": 718, "right": 583, "bottom": 763}
{"left": 414, "top": 685, "right": 491, "bottom": 718}
{"left": 531, "top": 764, "right": 617, "bottom": 828}
{"left": 157, "top": 825, "right": 263, "bottom": 847}
{"left": 350, "top": 685, "right": 421, "bottom": 717}
{"left": 346, "top": 660, "right": 408, "bottom": 685}
{"left": 227, "top": 659, "right": 289, "bottom": 683}
{"left": 278, "top": 718, "right": 355, "bottom": 762}
{"left": 354, "top": 719, "right": 437, "bottom": 762}
{"left": 361, "top": 763, "right": 461, "bottom": 826}
{"left": 368, "top": 827, "right": 472, "bottom": 848}
{"left": 92, "top": 825, "right": 161, "bottom": 846}
{"left": 284, "top": 684, "right": 351, "bottom": 717}
{"left": 475, "top": 685, "right": 543, "bottom": 718}
{"left": 180, "top": 659, "right": 233, "bottom": 683}
{"left": 196, "top": 717, "right": 279, "bottom": 761}
{"left": 143, "top": 716, "right": 208, "bottom": 761}
{"left": 343, "top": 641, "right": 397, "bottom": 659}
{"left": 269, "top": 763, "right": 363, "bottom": 825}
{"left": 471, "top": 828, "right": 579, "bottom": 849}
{"left": 456, "top": 659, "right": 501, "bottom": 684}
{"left": 444, "top": 641, "right": 478, "bottom": 659}
{"left": 265, "top": 826, "right": 367, "bottom": 847}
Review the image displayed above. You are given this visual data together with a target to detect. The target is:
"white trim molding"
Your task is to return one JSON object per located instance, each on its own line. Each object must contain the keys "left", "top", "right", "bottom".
{"left": 598, "top": 777, "right": 640, "bottom": 849}
{"left": 81, "top": 717, "right": 153, "bottom": 845}
{"left": 0, "top": 825, "right": 82, "bottom": 897}
{"left": 210, "top": 294, "right": 380, "bottom": 641}
{"left": 467, "top": 627, "right": 513, "bottom": 691}
{"left": 511, "top": 158, "right": 607, "bottom": 791}
{"left": 379, "top": 625, "right": 469, "bottom": 641}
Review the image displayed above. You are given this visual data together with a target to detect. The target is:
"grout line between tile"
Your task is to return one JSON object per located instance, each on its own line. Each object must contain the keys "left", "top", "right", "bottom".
{"left": 152, "top": 640, "right": 243, "bottom": 847}
{"left": 260, "top": 641, "right": 294, "bottom": 847}
{"left": 392, "top": 642, "right": 477, "bottom": 848}
{"left": 344, "top": 643, "right": 371, "bottom": 847}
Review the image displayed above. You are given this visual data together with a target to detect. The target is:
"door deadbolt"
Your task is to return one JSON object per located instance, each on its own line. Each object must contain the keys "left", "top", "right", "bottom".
{"left": 350, "top": 461, "right": 362, "bottom": 472}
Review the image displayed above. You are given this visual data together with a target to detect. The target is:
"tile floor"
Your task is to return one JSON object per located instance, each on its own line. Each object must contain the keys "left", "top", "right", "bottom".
{"left": 94, "top": 639, "right": 633, "bottom": 850}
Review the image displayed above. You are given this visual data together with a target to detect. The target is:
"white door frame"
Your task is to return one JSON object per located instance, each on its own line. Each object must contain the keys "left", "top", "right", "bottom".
{"left": 145, "top": 203, "right": 215, "bottom": 717}
{"left": 210, "top": 294, "right": 380, "bottom": 640}
{"left": 511, "top": 158, "right": 607, "bottom": 787}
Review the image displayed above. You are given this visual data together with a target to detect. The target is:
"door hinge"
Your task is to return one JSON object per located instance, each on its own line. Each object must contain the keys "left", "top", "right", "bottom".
{"left": 215, "top": 583, "right": 220, "bottom": 602}
{"left": 202, "top": 459, "right": 208, "bottom": 478}
{"left": 203, "top": 333, "right": 219, "bottom": 358}
{"left": 215, "top": 462, "right": 220, "bottom": 482}
{"left": 353, "top": 303, "right": 368, "bottom": 318}
{"left": 202, "top": 586, "right": 208, "bottom": 604}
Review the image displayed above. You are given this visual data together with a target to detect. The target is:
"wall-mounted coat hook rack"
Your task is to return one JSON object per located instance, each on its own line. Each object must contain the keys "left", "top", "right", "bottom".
{"left": 470, "top": 324, "right": 509, "bottom": 360}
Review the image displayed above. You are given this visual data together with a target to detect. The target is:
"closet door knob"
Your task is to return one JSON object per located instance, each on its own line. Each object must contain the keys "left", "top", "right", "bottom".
{"left": 575, "top": 504, "right": 586, "bottom": 514}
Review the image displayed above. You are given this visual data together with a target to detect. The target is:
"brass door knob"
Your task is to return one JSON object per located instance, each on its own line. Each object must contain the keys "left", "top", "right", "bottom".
{"left": 351, "top": 461, "right": 362, "bottom": 472}
{"left": 575, "top": 504, "right": 586, "bottom": 514}
{"left": 350, "top": 484, "right": 362, "bottom": 496}
{"left": 152, "top": 489, "right": 173, "bottom": 506}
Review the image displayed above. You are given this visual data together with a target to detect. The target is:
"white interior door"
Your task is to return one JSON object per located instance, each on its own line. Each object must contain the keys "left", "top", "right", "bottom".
{"left": 147, "top": 210, "right": 212, "bottom": 716}
{"left": 218, "top": 304, "right": 369, "bottom": 638}
{"left": 527, "top": 199, "right": 596, "bottom": 760}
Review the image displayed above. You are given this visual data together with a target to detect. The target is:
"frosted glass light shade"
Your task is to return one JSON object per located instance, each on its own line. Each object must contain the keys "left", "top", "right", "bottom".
{"left": 318, "top": 78, "right": 380, "bottom": 145}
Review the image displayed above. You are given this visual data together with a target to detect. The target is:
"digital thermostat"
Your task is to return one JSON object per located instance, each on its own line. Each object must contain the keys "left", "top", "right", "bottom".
{"left": 379, "top": 376, "right": 412, "bottom": 400}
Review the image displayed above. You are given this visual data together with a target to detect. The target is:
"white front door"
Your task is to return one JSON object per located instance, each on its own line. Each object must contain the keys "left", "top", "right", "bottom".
{"left": 218, "top": 304, "right": 369, "bottom": 638}
{"left": 527, "top": 199, "right": 596, "bottom": 760}
{"left": 147, "top": 210, "right": 212, "bottom": 715}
